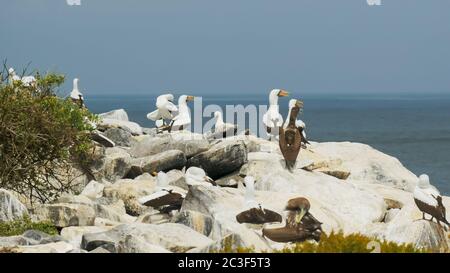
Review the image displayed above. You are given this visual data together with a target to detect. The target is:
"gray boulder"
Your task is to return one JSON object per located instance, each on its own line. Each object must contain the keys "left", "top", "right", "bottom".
{"left": 81, "top": 223, "right": 213, "bottom": 253}
{"left": 91, "top": 147, "right": 132, "bottom": 182}
{"left": 127, "top": 150, "right": 187, "bottom": 178}
{"left": 104, "top": 127, "right": 132, "bottom": 147}
{"left": 0, "top": 189, "right": 28, "bottom": 222}
{"left": 35, "top": 203, "right": 96, "bottom": 228}
{"left": 187, "top": 140, "right": 248, "bottom": 179}
{"left": 98, "top": 109, "right": 129, "bottom": 121}
{"left": 130, "top": 132, "right": 210, "bottom": 158}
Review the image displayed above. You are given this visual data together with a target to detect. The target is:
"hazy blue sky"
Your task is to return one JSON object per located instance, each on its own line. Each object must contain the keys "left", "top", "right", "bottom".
{"left": 1, "top": 0, "right": 450, "bottom": 96}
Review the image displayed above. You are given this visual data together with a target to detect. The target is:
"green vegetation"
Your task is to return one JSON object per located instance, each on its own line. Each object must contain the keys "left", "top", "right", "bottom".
{"left": 216, "top": 231, "right": 428, "bottom": 253}
{"left": 0, "top": 65, "right": 97, "bottom": 204}
{"left": 0, "top": 216, "right": 58, "bottom": 237}
{"left": 274, "top": 231, "right": 427, "bottom": 253}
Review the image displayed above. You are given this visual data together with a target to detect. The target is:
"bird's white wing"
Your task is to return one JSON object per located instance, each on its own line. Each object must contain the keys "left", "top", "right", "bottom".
{"left": 165, "top": 101, "right": 178, "bottom": 112}
{"left": 172, "top": 113, "right": 190, "bottom": 127}
{"left": 262, "top": 111, "right": 275, "bottom": 128}
{"left": 147, "top": 109, "right": 161, "bottom": 121}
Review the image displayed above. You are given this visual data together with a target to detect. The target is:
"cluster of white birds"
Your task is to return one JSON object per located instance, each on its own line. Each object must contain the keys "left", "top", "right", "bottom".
{"left": 7, "top": 67, "right": 37, "bottom": 87}
{"left": 147, "top": 94, "right": 194, "bottom": 131}
{"left": 146, "top": 89, "right": 308, "bottom": 141}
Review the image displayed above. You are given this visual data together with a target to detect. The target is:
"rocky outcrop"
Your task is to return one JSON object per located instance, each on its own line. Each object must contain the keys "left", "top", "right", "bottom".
{"left": 129, "top": 132, "right": 210, "bottom": 158}
{"left": 187, "top": 140, "right": 248, "bottom": 179}
{"left": 104, "top": 128, "right": 132, "bottom": 147}
{"left": 91, "top": 147, "right": 132, "bottom": 182}
{"left": 35, "top": 203, "right": 96, "bottom": 228}
{"left": 61, "top": 226, "right": 111, "bottom": 248}
{"left": 81, "top": 223, "right": 213, "bottom": 253}
{"left": 127, "top": 150, "right": 187, "bottom": 178}
{"left": 98, "top": 109, "right": 129, "bottom": 121}
{"left": 80, "top": 180, "right": 105, "bottom": 200}
{"left": 0, "top": 189, "right": 28, "bottom": 222}
{"left": 103, "top": 177, "right": 156, "bottom": 216}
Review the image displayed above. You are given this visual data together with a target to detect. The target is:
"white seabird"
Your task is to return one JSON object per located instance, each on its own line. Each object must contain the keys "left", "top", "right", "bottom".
{"left": 8, "top": 68, "right": 21, "bottom": 85}
{"left": 413, "top": 174, "right": 449, "bottom": 229}
{"left": 8, "top": 68, "right": 36, "bottom": 87}
{"left": 147, "top": 94, "right": 178, "bottom": 127}
{"left": 185, "top": 167, "right": 216, "bottom": 187}
{"left": 70, "top": 78, "right": 84, "bottom": 106}
{"left": 262, "top": 89, "right": 289, "bottom": 140}
{"left": 212, "top": 111, "right": 238, "bottom": 138}
{"left": 138, "top": 171, "right": 186, "bottom": 212}
{"left": 169, "top": 95, "right": 194, "bottom": 132}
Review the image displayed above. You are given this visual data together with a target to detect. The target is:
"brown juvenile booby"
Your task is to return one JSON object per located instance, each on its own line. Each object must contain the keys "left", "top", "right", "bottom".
{"left": 414, "top": 174, "right": 449, "bottom": 230}
{"left": 235, "top": 176, "right": 282, "bottom": 225}
{"left": 138, "top": 171, "right": 186, "bottom": 212}
{"left": 279, "top": 100, "right": 303, "bottom": 171}
{"left": 262, "top": 197, "right": 322, "bottom": 243}
{"left": 262, "top": 89, "right": 289, "bottom": 141}
{"left": 283, "top": 99, "right": 310, "bottom": 147}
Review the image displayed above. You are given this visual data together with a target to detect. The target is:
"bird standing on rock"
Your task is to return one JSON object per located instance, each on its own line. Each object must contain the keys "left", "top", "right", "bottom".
{"left": 279, "top": 99, "right": 303, "bottom": 171}
{"left": 263, "top": 89, "right": 289, "bottom": 141}
{"left": 284, "top": 99, "right": 310, "bottom": 146}
{"left": 147, "top": 94, "right": 178, "bottom": 129}
{"left": 169, "top": 95, "right": 194, "bottom": 132}
{"left": 413, "top": 174, "right": 449, "bottom": 230}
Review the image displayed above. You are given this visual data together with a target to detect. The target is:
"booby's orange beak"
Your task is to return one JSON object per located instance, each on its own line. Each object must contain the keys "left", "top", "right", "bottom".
{"left": 151, "top": 171, "right": 158, "bottom": 177}
{"left": 278, "top": 90, "right": 289, "bottom": 97}
{"left": 186, "top": 95, "right": 195, "bottom": 101}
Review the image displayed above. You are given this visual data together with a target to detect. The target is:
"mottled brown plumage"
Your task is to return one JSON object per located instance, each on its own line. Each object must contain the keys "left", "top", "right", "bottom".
{"left": 141, "top": 190, "right": 184, "bottom": 209}
{"left": 236, "top": 207, "right": 283, "bottom": 225}
{"left": 415, "top": 196, "right": 450, "bottom": 230}
{"left": 262, "top": 197, "right": 322, "bottom": 243}
{"left": 279, "top": 103, "right": 302, "bottom": 171}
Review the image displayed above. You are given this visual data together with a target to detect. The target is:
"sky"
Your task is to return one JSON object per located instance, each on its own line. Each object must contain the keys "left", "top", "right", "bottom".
{"left": 1, "top": 0, "right": 450, "bottom": 96}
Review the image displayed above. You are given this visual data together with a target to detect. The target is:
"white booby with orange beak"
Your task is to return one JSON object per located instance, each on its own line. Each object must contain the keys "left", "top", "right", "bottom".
{"left": 262, "top": 89, "right": 289, "bottom": 140}
{"left": 169, "top": 95, "right": 194, "bottom": 132}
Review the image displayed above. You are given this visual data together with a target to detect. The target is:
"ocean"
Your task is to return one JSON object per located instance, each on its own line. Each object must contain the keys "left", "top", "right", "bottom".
{"left": 85, "top": 94, "right": 450, "bottom": 195}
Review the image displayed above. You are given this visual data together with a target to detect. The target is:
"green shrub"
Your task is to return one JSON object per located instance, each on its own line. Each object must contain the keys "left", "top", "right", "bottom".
{"left": 0, "top": 66, "right": 97, "bottom": 204}
{"left": 0, "top": 216, "right": 58, "bottom": 237}
{"left": 215, "top": 231, "right": 428, "bottom": 253}
{"left": 274, "top": 231, "right": 426, "bottom": 253}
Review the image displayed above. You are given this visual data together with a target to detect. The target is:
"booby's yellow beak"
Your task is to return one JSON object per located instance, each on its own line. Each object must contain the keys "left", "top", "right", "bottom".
{"left": 186, "top": 95, "right": 195, "bottom": 101}
{"left": 151, "top": 171, "right": 158, "bottom": 177}
{"left": 295, "top": 208, "right": 306, "bottom": 224}
{"left": 278, "top": 90, "right": 289, "bottom": 97}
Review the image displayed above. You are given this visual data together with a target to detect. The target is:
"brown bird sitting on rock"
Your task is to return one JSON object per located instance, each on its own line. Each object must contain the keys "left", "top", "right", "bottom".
{"left": 279, "top": 100, "right": 303, "bottom": 171}
{"left": 235, "top": 176, "right": 283, "bottom": 225}
{"left": 262, "top": 197, "right": 322, "bottom": 243}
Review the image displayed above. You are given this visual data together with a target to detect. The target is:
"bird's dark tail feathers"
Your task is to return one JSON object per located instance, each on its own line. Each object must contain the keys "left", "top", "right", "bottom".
{"left": 285, "top": 160, "right": 296, "bottom": 172}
